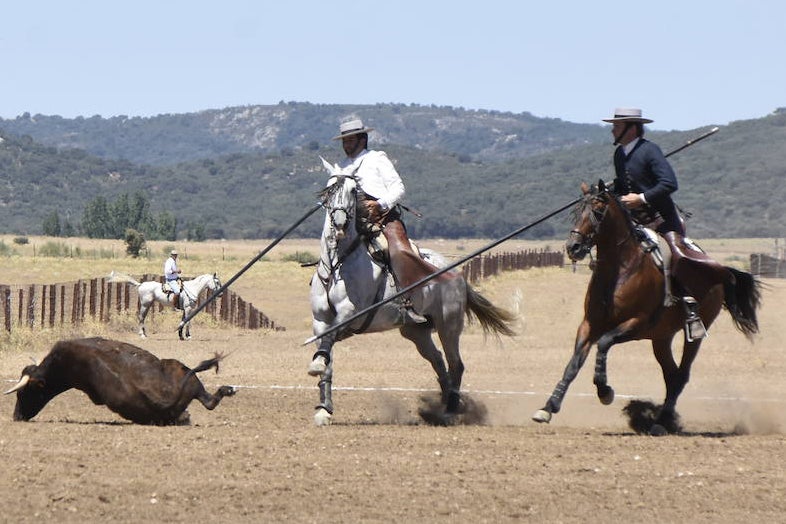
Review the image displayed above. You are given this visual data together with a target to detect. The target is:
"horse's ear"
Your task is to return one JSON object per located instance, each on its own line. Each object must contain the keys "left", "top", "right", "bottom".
{"left": 580, "top": 182, "right": 590, "bottom": 195}
{"left": 319, "top": 156, "right": 337, "bottom": 176}
{"left": 597, "top": 179, "right": 607, "bottom": 192}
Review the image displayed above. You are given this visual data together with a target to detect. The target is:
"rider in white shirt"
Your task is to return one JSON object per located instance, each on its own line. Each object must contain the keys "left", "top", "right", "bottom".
{"left": 333, "top": 119, "right": 431, "bottom": 324}
{"left": 164, "top": 249, "right": 182, "bottom": 309}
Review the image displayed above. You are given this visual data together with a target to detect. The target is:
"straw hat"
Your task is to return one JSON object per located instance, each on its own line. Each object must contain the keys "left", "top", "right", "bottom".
{"left": 602, "top": 108, "right": 653, "bottom": 124}
{"left": 332, "top": 119, "right": 374, "bottom": 140}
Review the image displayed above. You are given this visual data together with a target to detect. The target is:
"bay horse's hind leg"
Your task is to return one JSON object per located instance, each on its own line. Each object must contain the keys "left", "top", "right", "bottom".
{"left": 650, "top": 336, "right": 699, "bottom": 434}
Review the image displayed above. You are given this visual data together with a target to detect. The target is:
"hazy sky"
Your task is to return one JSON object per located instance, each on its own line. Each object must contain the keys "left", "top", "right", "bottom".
{"left": 2, "top": 1, "right": 783, "bottom": 130}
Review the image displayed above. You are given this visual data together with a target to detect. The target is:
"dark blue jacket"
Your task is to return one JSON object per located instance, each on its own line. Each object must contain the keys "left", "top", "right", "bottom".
{"left": 612, "top": 138, "right": 683, "bottom": 234}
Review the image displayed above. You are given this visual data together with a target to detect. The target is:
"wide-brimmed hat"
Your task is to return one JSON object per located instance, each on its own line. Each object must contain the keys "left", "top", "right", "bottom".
{"left": 602, "top": 108, "right": 653, "bottom": 124}
{"left": 170, "top": 250, "right": 178, "bottom": 256}
{"left": 332, "top": 119, "right": 374, "bottom": 140}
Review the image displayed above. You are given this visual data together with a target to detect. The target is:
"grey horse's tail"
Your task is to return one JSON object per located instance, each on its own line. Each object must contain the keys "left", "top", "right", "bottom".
{"left": 465, "top": 284, "right": 517, "bottom": 337}
{"left": 107, "top": 271, "right": 141, "bottom": 287}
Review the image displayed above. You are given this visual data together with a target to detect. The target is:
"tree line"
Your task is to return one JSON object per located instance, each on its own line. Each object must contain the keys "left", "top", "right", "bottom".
{"left": 42, "top": 191, "right": 206, "bottom": 251}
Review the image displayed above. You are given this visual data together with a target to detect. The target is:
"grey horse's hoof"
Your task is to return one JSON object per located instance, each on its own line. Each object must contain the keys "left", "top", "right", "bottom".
{"left": 308, "top": 356, "right": 327, "bottom": 376}
{"left": 314, "top": 407, "right": 332, "bottom": 426}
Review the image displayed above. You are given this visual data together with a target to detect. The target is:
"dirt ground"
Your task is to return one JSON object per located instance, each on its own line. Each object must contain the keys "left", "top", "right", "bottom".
{"left": 1, "top": 256, "right": 785, "bottom": 523}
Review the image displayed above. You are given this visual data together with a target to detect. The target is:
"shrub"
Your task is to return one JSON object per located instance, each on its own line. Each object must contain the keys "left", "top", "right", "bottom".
{"left": 281, "top": 251, "right": 319, "bottom": 265}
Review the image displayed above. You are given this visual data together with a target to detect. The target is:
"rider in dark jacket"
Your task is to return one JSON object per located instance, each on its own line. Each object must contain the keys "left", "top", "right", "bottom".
{"left": 604, "top": 108, "right": 705, "bottom": 340}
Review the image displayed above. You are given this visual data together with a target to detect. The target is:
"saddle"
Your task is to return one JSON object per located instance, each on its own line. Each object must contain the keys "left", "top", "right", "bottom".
{"left": 162, "top": 278, "right": 182, "bottom": 295}
{"left": 662, "top": 231, "right": 732, "bottom": 301}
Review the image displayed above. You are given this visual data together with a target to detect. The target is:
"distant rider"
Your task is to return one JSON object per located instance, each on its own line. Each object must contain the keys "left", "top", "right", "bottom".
{"left": 164, "top": 249, "right": 182, "bottom": 309}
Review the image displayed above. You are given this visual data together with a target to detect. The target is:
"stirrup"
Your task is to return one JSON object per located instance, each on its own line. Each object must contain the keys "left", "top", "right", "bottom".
{"left": 399, "top": 297, "right": 428, "bottom": 325}
{"left": 403, "top": 308, "right": 429, "bottom": 325}
{"left": 682, "top": 297, "right": 707, "bottom": 341}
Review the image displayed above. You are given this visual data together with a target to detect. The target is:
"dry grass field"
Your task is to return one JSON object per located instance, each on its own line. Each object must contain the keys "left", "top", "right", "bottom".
{"left": 0, "top": 235, "right": 784, "bottom": 523}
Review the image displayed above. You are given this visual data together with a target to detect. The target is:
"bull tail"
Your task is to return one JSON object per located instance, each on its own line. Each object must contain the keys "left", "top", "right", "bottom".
{"left": 465, "top": 284, "right": 517, "bottom": 337}
{"left": 172, "top": 353, "right": 226, "bottom": 403}
{"left": 188, "top": 352, "right": 225, "bottom": 376}
{"left": 107, "top": 270, "right": 141, "bottom": 287}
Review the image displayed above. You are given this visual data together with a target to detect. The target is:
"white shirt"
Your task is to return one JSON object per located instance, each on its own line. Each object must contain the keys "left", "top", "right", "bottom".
{"left": 338, "top": 149, "right": 405, "bottom": 211}
{"left": 164, "top": 257, "right": 179, "bottom": 280}
{"left": 623, "top": 137, "right": 641, "bottom": 156}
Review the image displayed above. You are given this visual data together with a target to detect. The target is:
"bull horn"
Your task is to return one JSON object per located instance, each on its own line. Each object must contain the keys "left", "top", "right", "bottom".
{"left": 4, "top": 374, "right": 30, "bottom": 395}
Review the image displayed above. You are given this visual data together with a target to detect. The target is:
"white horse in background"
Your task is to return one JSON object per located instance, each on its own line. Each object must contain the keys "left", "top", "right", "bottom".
{"left": 307, "top": 158, "right": 516, "bottom": 426}
{"left": 108, "top": 272, "right": 221, "bottom": 340}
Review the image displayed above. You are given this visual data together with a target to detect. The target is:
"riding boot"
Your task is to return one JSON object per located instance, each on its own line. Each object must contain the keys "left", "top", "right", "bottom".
{"left": 663, "top": 269, "right": 678, "bottom": 307}
{"left": 382, "top": 221, "right": 434, "bottom": 325}
{"left": 172, "top": 293, "right": 180, "bottom": 310}
{"left": 682, "top": 296, "right": 707, "bottom": 342}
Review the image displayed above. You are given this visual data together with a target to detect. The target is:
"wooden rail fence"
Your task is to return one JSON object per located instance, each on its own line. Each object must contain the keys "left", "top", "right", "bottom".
{"left": 0, "top": 274, "right": 280, "bottom": 334}
{"left": 750, "top": 253, "right": 786, "bottom": 278}
{"left": 461, "top": 248, "right": 564, "bottom": 283}
{"left": 0, "top": 249, "right": 563, "bottom": 333}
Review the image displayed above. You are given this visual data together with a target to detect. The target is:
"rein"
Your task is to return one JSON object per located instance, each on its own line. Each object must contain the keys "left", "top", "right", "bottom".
{"left": 570, "top": 186, "right": 638, "bottom": 262}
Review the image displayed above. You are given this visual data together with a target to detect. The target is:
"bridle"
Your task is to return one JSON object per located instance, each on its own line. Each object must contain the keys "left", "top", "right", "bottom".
{"left": 567, "top": 189, "right": 609, "bottom": 260}
{"left": 318, "top": 175, "right": 365, "bottom": 284}
{"left": 210, "top": 274, "right": 222, "bottom": 296}
{"left": 322, "top": 175, "right": 357, "bottom": 242}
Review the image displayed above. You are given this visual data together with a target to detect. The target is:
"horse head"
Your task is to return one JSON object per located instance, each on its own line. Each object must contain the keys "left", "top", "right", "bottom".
{"left": 210, "top": 273, "right": 222, "bottom": 294}
{"left": 318, "top": 157, "right": 358, "bottom": 244}
{"left": 566, "top": 180, "right": 617, "bottom": 261}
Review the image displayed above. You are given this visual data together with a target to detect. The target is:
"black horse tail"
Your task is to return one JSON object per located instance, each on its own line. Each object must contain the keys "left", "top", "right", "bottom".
{"left": 723, "top": 267, "right": 762, "bottom": 339}
{"left": 465, "top": 285, "right": 517, "bottom": 337}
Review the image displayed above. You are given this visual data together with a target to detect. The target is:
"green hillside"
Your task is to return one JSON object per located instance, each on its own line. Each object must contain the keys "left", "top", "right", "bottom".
{"left": 1, "top": 104, "right": 785, "bottom": 240}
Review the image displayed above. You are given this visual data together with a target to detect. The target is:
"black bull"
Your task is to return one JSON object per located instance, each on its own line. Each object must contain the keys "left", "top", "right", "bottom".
{"left": 5, "top": 337, "right": 237, "bottom": 425}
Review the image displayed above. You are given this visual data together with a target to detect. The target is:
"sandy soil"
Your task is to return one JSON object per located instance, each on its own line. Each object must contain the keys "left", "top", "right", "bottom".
{"left": 1, "top": 256, "right": 784, "bottom": 523}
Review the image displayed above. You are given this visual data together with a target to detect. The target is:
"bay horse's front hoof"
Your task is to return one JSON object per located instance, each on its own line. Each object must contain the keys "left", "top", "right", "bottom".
{"left": 532, "top": 409, "right": 552, "bottom": 424}
{"left": 598, "top": 385, "right": 615, "bottom": 405}
{"left": 314, "top": 407, "right": 332, "bottom": 426}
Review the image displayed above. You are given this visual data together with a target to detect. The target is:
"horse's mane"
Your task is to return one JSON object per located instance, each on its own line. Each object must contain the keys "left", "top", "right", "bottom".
{"left": 317, "top": 176, "right": 351, "bottom": 204}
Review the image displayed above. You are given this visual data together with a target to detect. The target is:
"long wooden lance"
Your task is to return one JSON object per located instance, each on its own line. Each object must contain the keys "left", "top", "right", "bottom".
{"left": 304, "top": 126, "right": 719, "bottom": 345}
{"left": 177, "top": 202, "right": 323, "bottom": 331}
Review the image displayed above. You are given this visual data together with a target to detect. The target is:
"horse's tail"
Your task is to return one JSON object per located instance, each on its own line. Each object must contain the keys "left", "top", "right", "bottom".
{"left": 722, "top": 267, "right": 762, "bottom": 340}
{"left": 465, "top": 284, "right": 517, "bottom": 337}
{"left": 107, "top": 270, "right": 141, "bottom": 287}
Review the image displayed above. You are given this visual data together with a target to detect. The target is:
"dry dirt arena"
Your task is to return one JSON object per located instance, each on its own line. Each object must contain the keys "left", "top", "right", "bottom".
{"left": 1, "top": 262, "right": 785, "bottom": 523}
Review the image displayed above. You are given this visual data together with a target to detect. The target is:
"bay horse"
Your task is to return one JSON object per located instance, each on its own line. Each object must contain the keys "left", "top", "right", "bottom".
{"left": 109, "top": 272, "right": 221, "bottom": 340}
{"left": 308, "top": 158, "right": 516, "bottom": 426}
{"left": 532, "top": 181, "right": 761, "bottom": 434}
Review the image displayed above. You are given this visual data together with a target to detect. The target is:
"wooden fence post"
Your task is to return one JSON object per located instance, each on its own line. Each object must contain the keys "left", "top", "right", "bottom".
{"left": 2, "top": 286, "right": 10, "bottom": 333}
{"left": 49, "top": 284, "right": 56, "bottom": 327}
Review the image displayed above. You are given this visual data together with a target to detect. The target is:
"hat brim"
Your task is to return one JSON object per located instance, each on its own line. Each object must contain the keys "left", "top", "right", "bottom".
{"left": 332, "top": 127, "right": 374, "bottom": 140}
{"left": 602, "top": 117, "right": 653, "bottom": 124}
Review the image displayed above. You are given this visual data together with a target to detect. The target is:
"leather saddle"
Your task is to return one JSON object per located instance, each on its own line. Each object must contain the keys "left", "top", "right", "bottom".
{"left": 663, "top": 231, "right": 732, "bottom": 300}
